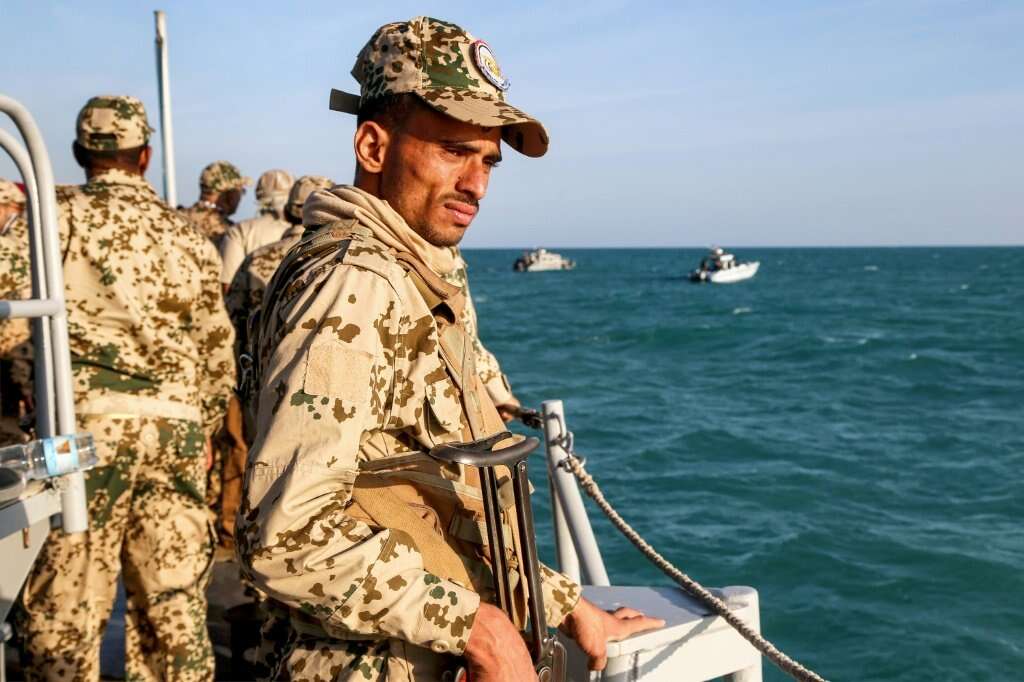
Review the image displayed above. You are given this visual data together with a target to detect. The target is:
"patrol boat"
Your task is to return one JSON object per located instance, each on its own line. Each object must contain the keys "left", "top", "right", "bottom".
{"left": 690, "top": 247, "right": 760, "bottom": 283}
{"left": 514, "top": 247, "right": 576, "bottom": 272}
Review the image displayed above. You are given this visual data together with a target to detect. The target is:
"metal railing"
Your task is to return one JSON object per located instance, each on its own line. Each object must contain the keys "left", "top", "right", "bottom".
{"left": 0, "top": 94, "right": 87, "bottom": 532}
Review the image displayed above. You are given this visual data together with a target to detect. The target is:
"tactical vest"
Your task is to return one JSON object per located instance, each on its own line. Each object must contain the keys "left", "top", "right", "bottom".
{"left": 255, "top": 223, "right": 532, "bottom": 631}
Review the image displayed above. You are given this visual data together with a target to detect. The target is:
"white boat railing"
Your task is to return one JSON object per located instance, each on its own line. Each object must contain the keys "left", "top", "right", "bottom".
{"left": 542, "top": 400, "right": 763, "bottom": 681}
{"left": 0, "top": 95, "right": 90, "bottom": 677}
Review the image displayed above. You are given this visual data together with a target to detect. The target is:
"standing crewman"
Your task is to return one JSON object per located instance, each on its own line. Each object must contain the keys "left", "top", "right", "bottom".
{"left": 215, "top": 174, "right": 333, "bottom": 548}
{"left": 1, "top": 95, "right": 235, "bottom": 680}
{"left": 180, "top": 159, "right": 251, "bottom": 247}
{"left": 225, "top": 174, "right": 334, "bottom": 358}
{"left": 237, "top": 18, "right": 662, "bottom": 681}
{"left": 219, "top": 168, "right": 294, "bottom": 289}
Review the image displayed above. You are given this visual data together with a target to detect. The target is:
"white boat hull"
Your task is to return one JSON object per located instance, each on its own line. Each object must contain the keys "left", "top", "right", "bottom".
{"left": 707, "top": 261, "right": 759, "bottom": 283}
{"left": 522, "top": 261, "right": 574, "bottom": 272}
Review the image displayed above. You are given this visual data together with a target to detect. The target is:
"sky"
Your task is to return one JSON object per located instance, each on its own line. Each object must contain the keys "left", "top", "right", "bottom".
{"left": 1, "top": 0, "right": 1022, "bottom": 247}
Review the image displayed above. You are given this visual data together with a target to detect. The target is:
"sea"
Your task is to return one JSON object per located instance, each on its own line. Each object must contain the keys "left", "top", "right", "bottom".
{"left": 465, "top": 247, "right": 1023, "bottom": 682}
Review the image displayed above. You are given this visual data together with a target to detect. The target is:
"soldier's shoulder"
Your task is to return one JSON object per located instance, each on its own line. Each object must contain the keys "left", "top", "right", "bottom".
{"left": 333, "top": 223, "right": 403, "bottom": 277}
{"left": 272, "top": 223, "right": 404, "bottom": 303}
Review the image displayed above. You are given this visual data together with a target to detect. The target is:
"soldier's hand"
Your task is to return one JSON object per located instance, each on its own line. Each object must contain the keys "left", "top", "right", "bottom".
{"left": 496, "top": 404, "right": 518, "bottom": 424}
{"left": 560, "top": 598, "right": 665, "bottom": 671}
{"left": 204, "top": 437, "right": 213, "bottom": 471}
{"left": 463, "top": 602, "right": 538, "bottom": 682}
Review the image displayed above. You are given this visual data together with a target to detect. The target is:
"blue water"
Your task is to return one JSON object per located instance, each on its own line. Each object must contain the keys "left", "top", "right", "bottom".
{"left": 466, "top": 247, "right": 1024, "bottom": 682}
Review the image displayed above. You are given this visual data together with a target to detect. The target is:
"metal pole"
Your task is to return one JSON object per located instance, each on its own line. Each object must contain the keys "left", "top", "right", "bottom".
{"left": 541, "top": 400, "right": 610, "bottom": 586}
{"left": 0, "top": 95, "right": 88, "bottom": 534}
{"left": 547, "top": 475, "right": 580, "bottom": 583}
{"left": 0, "top": 128, "right": 56, "bottom": 438}
{"left": 154, "top": 10, "right": 177, "bottom": 207}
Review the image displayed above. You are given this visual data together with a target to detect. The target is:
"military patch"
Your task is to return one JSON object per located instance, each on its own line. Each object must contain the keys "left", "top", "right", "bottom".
{"left": 472, "top": 40, "right": 510, "bottom": 91}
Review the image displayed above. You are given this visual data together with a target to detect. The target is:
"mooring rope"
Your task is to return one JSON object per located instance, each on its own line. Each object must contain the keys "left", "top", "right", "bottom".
{"left": 518, "top": 405, "right": 829, "bottom": 682}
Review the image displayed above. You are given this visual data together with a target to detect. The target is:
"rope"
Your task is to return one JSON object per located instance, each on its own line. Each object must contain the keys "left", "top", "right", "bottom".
{"left": 515, "top": 405, "right": 830, "bottom": 682}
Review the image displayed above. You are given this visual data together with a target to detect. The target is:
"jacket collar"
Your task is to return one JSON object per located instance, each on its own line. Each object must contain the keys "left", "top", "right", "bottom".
{"left": 86, "top": 168, "right": 153, "bottom": 191}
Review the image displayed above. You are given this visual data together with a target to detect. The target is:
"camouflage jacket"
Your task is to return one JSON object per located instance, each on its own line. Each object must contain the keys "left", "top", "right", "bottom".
{"left": 224, "top": 234, "right": 518, "bottom": 409}
{"left": 224, "top": 224, "right": 303, "bottom": 360}
{"left": 0, "top": 170, "right": 235, "bottom": 432}
{"left": 219, "top": 211, "right": 291, "bottom": 285}
{"left": 180, "top": 201, "right": 233, "bottom": 248}
{"left": 237, "top": 223, "right": 579, "bottom": 664}
{"left": 443, "top": 249, "right": 517, "bottom": 408}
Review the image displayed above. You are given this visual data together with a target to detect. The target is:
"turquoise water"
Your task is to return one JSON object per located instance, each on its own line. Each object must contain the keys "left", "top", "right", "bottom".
{"left": 466, "top": 247, "right": 1023, "bottom": 682}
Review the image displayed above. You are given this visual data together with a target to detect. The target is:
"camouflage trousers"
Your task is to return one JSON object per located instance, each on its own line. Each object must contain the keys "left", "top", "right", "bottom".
{"left": 16, "top": 415, "right": 217, "bottom": 682}
{"left": 251, "top": 606, "right": 454, "bottom": 682}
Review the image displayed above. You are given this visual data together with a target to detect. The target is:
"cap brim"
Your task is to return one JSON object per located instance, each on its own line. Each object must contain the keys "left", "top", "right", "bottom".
{"left": 330, "top": 89, "right": 361, "bottom": 114}
{"left": 330, "top": 87, "right": 548, "bottom": 157}
{"left": 416, "top": 91, "right": 549, "bottom": 158}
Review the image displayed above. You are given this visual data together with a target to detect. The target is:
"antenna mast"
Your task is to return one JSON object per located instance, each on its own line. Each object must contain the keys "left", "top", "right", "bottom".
{"left": 154, "top": 10, "right": 177, "bottom": 207}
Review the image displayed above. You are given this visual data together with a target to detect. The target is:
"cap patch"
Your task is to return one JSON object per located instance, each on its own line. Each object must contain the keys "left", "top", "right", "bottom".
{"left": 473, "top": 41, "right": 510, "bottom": 91}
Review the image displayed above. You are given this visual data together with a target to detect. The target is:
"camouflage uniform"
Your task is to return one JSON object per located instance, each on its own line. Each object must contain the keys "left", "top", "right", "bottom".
{"left": 237, "top": 186, "right": 579, "bottom": 682}
{"left": 443, "top": 249, "right": 518, "bottom": 409}
{"left": 239, "top": 20, "right": 568, "bottom": 679}
{"left": 224, "top": 175, "right": 334, "bottom": 359}
{"left": 0, "top": 178, "right": 29, "bottom": 445}
{"left": 0, "top": 96, "right": 236, "bottom": 681}
{"left": 219, "top": 169, "right": 294, "bottom": 285}
{"left": 180, "top": 160, "right": 251, "bottom": 247}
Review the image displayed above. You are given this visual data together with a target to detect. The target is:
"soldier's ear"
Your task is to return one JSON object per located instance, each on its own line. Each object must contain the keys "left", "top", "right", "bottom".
{"left": 138, "top": 146, "right": 153, "bottom": 174}
{"left": 353, "top": 120, "right": 389, "bottom": 176}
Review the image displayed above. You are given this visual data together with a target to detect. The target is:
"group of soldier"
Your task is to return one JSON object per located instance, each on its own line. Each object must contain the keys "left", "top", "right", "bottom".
{"left": 1, "top": 15, "right": 662, "bottom": 682}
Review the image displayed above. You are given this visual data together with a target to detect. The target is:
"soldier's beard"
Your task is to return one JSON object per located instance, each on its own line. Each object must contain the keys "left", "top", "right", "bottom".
{"left": 409, "top": 193, "right": 478, "bottom": 247}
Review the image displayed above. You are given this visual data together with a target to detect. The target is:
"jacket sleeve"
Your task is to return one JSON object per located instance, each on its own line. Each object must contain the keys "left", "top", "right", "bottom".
{"left": 540, "top": 563, "right": 582, "bottom": 628}
{"left": 238, "top": 263, "right": 480, "bottom": 655}
{"left": 190, "top": 239, "right": 236, "bottom": 432}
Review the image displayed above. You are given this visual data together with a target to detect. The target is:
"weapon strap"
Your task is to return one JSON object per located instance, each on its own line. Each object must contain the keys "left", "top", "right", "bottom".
{"left": 350, "top": 479, "right": 475, "bottom": 589}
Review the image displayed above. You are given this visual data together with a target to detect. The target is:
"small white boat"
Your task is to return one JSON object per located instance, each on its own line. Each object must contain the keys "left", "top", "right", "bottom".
{"left": 514, "top": 248, "right": 576, "bottom": 272}
{"left": 690, "top": 248, "right": 759, "bottom": 284}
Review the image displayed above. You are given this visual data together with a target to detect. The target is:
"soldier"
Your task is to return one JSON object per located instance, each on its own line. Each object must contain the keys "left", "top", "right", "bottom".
{"left": 208, "top": 174, "right": 334, "bottom": 550}
{"left": 1, "top": 95, "right": 235, "bottom": 680}
{"left": 180, "top": 159, "right": 251, "bottom": 247}
{"left": 237, "top": 17, "right": 662, "bottom": 682}
{"left": 219, "top": 168, "right": 294, "bottom": 289}
{"left": 0, "top": 178, "right": 29, "bottom": 445}
{"left": 225, "top": 174, "right": 334, "bottom": 356}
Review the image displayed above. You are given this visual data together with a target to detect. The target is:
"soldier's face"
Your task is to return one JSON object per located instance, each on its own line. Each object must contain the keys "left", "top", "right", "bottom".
{"left": 380, "top": 106, "right": 502, "bottom": 247}
{"left": 218, "top": 189, "right": 243, "bottom": 217}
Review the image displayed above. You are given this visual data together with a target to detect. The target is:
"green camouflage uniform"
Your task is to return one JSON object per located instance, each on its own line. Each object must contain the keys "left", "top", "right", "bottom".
{"left": 0, "top": 178, "right": 29, "bottom": 445}
{"left": 237, "top": 206, "right": 579, "bottom": 681}
{"left": 180, "top": 160, "right": 251, "bottom": 247}
{"left": 0, "top": 95, "right": 236, "bottom": 681}
{"left": 238, "top": 19, "right": 566, "bottom": 680}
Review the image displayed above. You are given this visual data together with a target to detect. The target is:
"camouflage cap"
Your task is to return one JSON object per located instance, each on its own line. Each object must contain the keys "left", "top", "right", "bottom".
{"left": 0, "top": 179, "right": 24, "bottom": 205}
{"left": 75, "top": 95, "right": 154, "bottom": 151}
{"left": 286, "top": 175, "right": 334, "bottom": 220}
{"left": 199, "top": 161, "right": 252, "bottom": 193}
{"left": 329, "top": 16, "right": 549, "bottom": 157}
